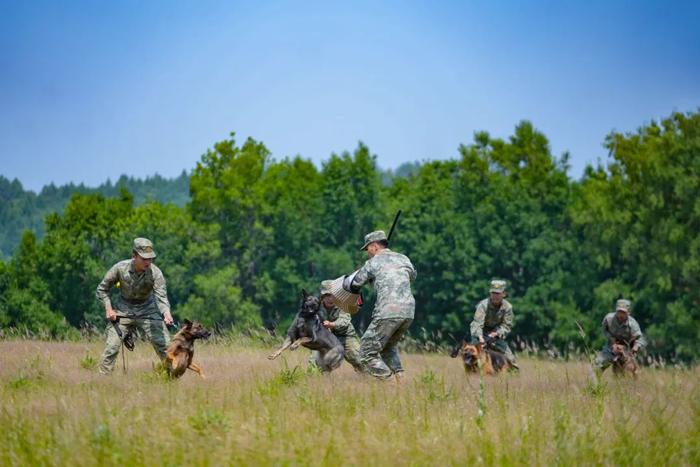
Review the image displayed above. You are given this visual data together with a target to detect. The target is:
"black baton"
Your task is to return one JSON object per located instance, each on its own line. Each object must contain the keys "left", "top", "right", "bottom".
{"left": 387, "top": 209, "right": 402, "bottom": 243}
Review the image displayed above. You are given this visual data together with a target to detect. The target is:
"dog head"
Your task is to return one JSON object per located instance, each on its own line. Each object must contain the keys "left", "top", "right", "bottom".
{"left": 298, "top": 289, "right": 321, "bottom": 319}
{"left": 181, "top": 319, "right": 211, "bottom": 340}
{"left": 461, "top": 342, "right": 482, "bottom": 367}
{"left": 612, "top": 343, "right": 626, "bottom": 355}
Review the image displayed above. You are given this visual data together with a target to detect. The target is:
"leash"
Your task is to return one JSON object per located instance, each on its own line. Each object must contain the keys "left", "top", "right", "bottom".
{"left": 109, "top": 314, "right": 178, "bottom": 374}
{"left": 114, "top": 313, "right": 165, "bottom": 321}
{"left": 121, "top": 339, "right": 127, "bottom": 374}
{"left": 114, "top": 313, "right": 179, "bottom": 329}
{"left": 450, "top": 334, "right": 498, "bottom": 357}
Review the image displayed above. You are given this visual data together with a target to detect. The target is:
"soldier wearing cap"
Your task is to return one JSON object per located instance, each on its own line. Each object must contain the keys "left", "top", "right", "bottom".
{"left": 594, "top": 299, "right": 646, "bottom": 374}
{"left": 309, "top": 280, "right": 364, "bottom": 372}
{"left": 96, "top": 237, "right": 174, "bottom": 374}
{"left": 343, "top": 230, "right": 417, "bottom": 380}
{"left": 467, "top": 280, "right": 519, "bottom": 370}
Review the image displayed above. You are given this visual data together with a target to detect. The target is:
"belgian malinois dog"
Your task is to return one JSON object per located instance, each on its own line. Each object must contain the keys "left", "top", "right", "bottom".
{"left": 611, "top": 343, "right": 639, "bottom": 377}
{"left": 165, "top": 319, "right": 211, "bottom": 379}
{"left": 460, "top": 341, "right": 511, "bottom": 375}
{"left": 268, "top": 289, "right": 345, "bottom": 372}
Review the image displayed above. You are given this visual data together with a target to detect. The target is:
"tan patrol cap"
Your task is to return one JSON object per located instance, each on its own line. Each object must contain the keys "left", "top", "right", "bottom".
{"left": 489, "top": 279, "right": 506, "bottom": 293}
{"left": 361, "top": 230, "right": 388, "bottom": 250}
{"left": 133, "top": 237, "right": 156, "bottom": 259}
{"left": 615, "top": 299, "right": 631, "bottom": 313}
{"left": 320, "top": 280, "right": 334, "bottom": 297}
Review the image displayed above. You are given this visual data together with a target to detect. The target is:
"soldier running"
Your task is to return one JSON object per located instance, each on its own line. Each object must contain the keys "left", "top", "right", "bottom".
{"left": 343, "top": 230, "right": 417, "bottom": 380}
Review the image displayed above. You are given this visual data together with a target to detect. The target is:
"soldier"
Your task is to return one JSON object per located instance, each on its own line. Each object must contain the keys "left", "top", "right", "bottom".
{"left": 310, "top": 280, "right": 364, "bottom": 372}
{"left": 343, "top": 230, "right": 417, "bottom": 380}
{"left": 97, "top": 237, "right": 174, "bottom": 374}
{"left": 465, "top": 280, "right": 519, "bottom": 370}
{"left": 594, "top": 299, "right": 646, "bottom": 374}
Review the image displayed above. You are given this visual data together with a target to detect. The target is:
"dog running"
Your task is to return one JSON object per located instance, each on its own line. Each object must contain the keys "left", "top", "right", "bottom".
{"left": 611, "top": 343, "right": 639, "bottom": 377}
{"left": 164, "top": 319, "right": 211, "bottom": 379}
{"left": 267, "top": 289, "right": 345, "bottom": 372}
{"left": 460, "top": 340, "right": 511, "bottom": 375}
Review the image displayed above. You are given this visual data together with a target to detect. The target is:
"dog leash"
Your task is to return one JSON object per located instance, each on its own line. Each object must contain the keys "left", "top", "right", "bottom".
{"left": 121, "top": 340, "right": 128, "bottom": 374}
{"left": 111, "top": 314, "right": 179, "bottom": 374}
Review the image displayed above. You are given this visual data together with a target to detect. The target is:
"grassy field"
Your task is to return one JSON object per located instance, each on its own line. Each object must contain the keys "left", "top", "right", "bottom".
{"left": 0, "top": 339, "right": 698, "bottom": 466}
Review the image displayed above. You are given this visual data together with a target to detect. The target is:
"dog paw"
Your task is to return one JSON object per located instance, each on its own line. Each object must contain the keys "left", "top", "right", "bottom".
{"left": 267, "top": 353, "right": 278, "bottom": 360}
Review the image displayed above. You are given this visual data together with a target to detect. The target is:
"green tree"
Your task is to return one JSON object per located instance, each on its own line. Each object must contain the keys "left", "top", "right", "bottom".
{"left": 0, "top": 231, "right": 69, "bottom": 335}
{"left": 177, "top": 265, "right": 261, "bottom": 329}
{"left": 573, "top": 110, "right": 700, "bottom": 359}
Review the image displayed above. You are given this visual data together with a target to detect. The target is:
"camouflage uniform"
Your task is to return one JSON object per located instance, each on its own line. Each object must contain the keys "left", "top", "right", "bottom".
{"left": 594, "top": 299, "right": 647, "bottom": 371}
{"left": 97, "top": 239, "right": 171, "bottom": 374}
{"left": 350, "top": 231, "right": 417, "bottom": 379}
{"left": 469, "top": 280, "right": 519, "bottom": 369}
{"left": 311, "top": 301, "right": 364, "bottom": 372}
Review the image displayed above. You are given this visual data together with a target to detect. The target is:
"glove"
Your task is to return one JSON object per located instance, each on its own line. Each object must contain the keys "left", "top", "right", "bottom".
{"left": 342, "top": 270, "right": 362, "bottom": 294}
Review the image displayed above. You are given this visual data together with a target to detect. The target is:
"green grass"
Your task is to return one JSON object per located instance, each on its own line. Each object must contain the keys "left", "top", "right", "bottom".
{"left": 80, "top": 351, "right": 98, "bottom": 370}
{"left": 0, "top": 340, "right": 698, "bottom": 466}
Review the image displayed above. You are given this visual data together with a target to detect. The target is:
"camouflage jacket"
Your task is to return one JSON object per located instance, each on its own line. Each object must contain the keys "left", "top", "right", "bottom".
{"left": 319, "top": 304, "right": 358, "bottom": 338}
{"left": 96, "top": 259, "right": 171, "bottom": 316}
{"left": 470, "top": 298, "right": 513, "bottom": 339}
{"left": 352, "top": 248, "right": 417, "bottom": 320}
{"left": 602, "top": 313, "right": 647, "bottom": 349}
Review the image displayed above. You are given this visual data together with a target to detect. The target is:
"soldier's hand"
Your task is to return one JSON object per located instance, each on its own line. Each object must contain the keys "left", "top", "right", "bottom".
{"left": 163, "top": 311, "right": 174, "bottom": 326}
{"left": 106, "top": 308, "right": 117, "bottom": 322}
{"left": 478, "top": 335, "right": 485, "bottom": 345}
{"left": 488, "top": 331, "right": 498, "bottom": 339}
{"left": 322, "top": 320, "right": 335, "bottom": 330}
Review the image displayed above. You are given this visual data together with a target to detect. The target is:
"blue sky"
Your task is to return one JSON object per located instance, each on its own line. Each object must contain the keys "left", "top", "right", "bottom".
{"left": 1, "top": 0, "right": 698, "bottom": 191}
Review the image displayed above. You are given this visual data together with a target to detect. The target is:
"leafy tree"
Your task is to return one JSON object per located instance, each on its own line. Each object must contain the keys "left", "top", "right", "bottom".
{"left": 178, "top": 265, "right": 261, "bottom": 329}
{"left": 0, "top": 231, "right": 69, "bottom": 334}
{"left": 0, "top": 172, "right": 190, "bottom": 259}
{"left": 573, "top": 111, "right": 700, "bottom": 359}
{"left": 1, "top": 111, "right": 698, "bottom": 361}
{"left": 319, "top": 143, "right": 383, "bottom": 251}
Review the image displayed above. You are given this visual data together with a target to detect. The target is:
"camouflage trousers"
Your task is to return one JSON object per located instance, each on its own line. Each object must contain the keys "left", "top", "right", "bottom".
{"left": 309, "top": 335, "right": 364, "bottom": 372}
{"left": 360, "top": 317, "right": 413, "bottom": 379}
{"left": 99, "top": 312, "right": 170, "bottom": 374}
{"left": 593, "top": 346, "right": 617, "bottom": 371}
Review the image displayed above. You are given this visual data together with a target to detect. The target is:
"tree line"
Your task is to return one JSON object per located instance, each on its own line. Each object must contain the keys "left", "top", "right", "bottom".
{"left": 0, "top": 171, "right": 190, "bottom": 259}
{"left": 0, "top": 110, "right": 698, "bottom": 361}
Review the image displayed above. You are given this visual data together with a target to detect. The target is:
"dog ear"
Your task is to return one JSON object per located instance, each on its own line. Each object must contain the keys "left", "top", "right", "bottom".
{"left": 183, "top": 319, "right": 193, "bottom": 328}
{"left": 301, "top": 289, "right": 309, "bottom": 299}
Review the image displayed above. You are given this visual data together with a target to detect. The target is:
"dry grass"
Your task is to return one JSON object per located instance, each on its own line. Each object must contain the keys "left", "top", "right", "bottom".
{"left": 0, "top": 339, "right": 698, "bottom": 466}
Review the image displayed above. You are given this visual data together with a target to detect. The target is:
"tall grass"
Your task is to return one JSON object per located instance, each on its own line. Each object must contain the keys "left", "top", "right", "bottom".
{"left": 0, "top": 340, "right": 697, "bottom": 466}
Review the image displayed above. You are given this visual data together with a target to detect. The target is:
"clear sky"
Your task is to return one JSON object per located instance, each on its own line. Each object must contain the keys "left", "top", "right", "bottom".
{"left": 1, "top": 0, "right": 698, "bottom": 191}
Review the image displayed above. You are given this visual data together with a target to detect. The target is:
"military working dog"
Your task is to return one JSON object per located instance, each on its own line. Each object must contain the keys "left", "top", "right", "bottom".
{"left": 165, "top": 319, "right": 211, "bottom": 379}
{"left": 268, "top": 289, "right": 345, "bottom": 372}
{"left": 611, "top": 343, "right": 639, "bottom": 377}
{"left": 459, "top": 340, "right": 511, "bottom": 375}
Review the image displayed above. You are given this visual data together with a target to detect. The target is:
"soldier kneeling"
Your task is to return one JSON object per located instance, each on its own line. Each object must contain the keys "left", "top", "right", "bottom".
{"left": 594, "top": 299, "right": 646, "bottom": 376}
